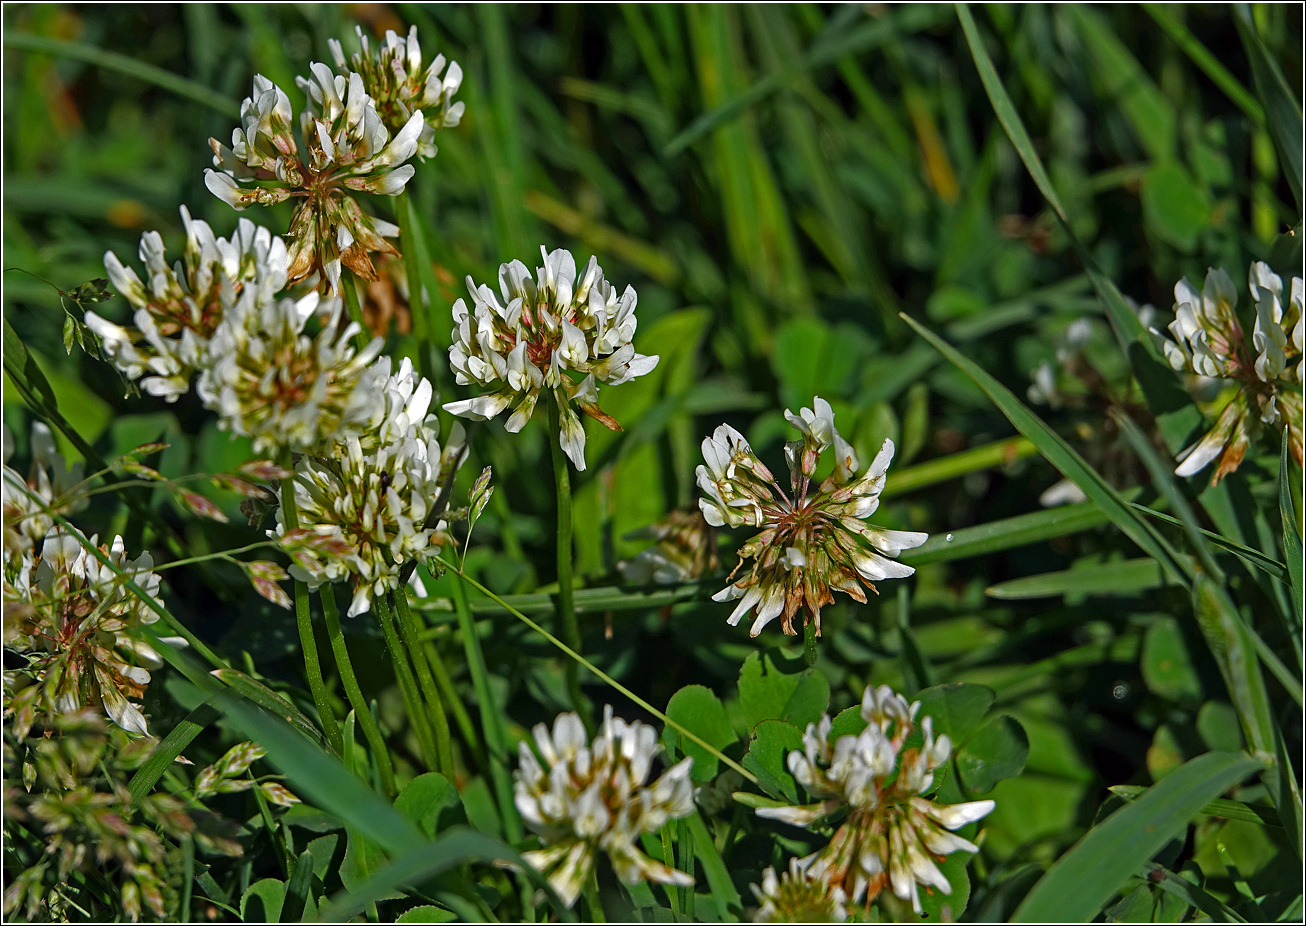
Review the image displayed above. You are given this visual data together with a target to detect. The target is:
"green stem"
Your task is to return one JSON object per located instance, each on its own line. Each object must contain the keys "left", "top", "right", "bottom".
{"left": 660, "top": 827, "right": 680, "bottom": 916}
{"left": 341, "top": 271, "right": 370, "bottom": 352}
{"left": 279, "top": 464, "right": 342, "bottom": 754}
{"left": 803, "top": 617, "right": 818, "bottom": 667}
{"left": 319, "top": 587, "right": 395, "bottom": 797}
{"left": 398, "top": 192, "right": 436, "bottom": 385}
{"left": 545, "top": 394, "right": 590, "bottom": 730}
{"left": 583, "top": 872, "right": 606, "bottom": 923}
{"left": 451, "top": 577, "right": 524, "bottom": 843}
{"left": 423, "top": 630, "right": 488, "bottom": 773}
{"left": 393, "top": 588, "right": 454, "bottom": 777}
{"left": 375, "top": 593, "right": 440, "bottom": 773}
{"left": 678, "top": 817, "right": 694, "bottom": 920}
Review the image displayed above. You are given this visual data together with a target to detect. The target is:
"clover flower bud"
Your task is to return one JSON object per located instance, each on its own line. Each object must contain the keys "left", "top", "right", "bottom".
{"left": 754, "top": 685, "right": 994, "bottom": 915}
{"left": 617, "top": 510, "right": 720, "bottom": 585}
{"left": 512, "top": 706, "right": 695, "bottom": 907}
{"left": 444, "top": 247, "right": 658, "bottom": 470}
{"left": 750, "top": 857, "right": 850, "bottom": 923}
{"left": 1150, "top": 262, "right": 1304, "bottom": 483}
{"left": 699, "top": 400, "right": 926, "bottom": 638}
{"left": 3, "top": 423, "right": 88, "bottom": 564}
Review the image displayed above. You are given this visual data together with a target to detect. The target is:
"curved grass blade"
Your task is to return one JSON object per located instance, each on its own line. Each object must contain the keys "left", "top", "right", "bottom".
{"left": 1234, "top": 5, "right": 1304, "bottom": 212}
{"left": 1012, "top": 751, "right": 1264, "bottom": 922}
{"left": 1130, "top": 504, "right": 1289, "bottom": 583}
{"left": 1143, "top": 863, "right": 1249, "bottom": 924}
{"left": 211, "top": 668, "right": 327, "bottom": 746}
{"left": 1108, "top": 786, "right": 1282, "bottom": 828}
{"left": 901, "top": 313, "right": 1190, "bottom": 583}
{"left": 1142, "top": 4, "right": 1263, "bottom": 125}
{"left": 128, "top": 701, "right": 220, "bottom": 806}
{"left": 1192, "top": 574, "right": 1277, "bottom": 757}
{"left": 317, "top": 827, "right": 574, "bottom": 923}
{"left": 4, "top": 32, "right": 239, "bottom": 118}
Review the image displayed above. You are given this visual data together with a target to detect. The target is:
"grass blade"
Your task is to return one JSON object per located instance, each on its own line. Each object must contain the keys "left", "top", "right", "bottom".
{"left": 1108, "top": 786, "right": 1282, "bottom": 828}
{"left": 1142, "top": 4, "right": 1263, "bottom": 125}
{"left": 1012, "top": 751, "right": 1264, "bottom": 922}
{"left": 986, "top": 557, "right": 1184, "bottom": 600}
{"left": 901, "top": 313, "right": 1190, "bottom": 583}
{"left": 1234, "top": 5, "right": 1304, "bottom": 212}
{"left": 128, "top": 702, "right": 220, "bottom": 806}
{"left": 1279, "top": 433, "right": 1304, "bottom": 671}
{"left": 902, "top": 500, "right": 1114, "bottom": 567}
{"left": 1143, "top": 863, "right": 1249, "bottom": 924}
{"left": 1130, "top": 504, "right": 1290, "bottom": 583}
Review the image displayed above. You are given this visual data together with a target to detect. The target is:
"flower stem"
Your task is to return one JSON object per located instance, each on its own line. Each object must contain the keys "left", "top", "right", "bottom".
{"left": 803, "top": 617, "right": 819, "bottom": 668}
{"left": 279, "top": 463, "right": 341, "bottom": 754}
{"left": 374, "top": 593, "right": 440, "bottom": 773}
{"left": 583, "top": 872, "right": 606, "bottom": 923}
{"left": 392, "top": 587, "right": 454, "bottom": 777}
{"left": 342, "top": 271, "right": 370, "bottom": 352}
{"left": 319, "top": 587, "right": 396, "bottom": 798}
{"left": 450, "top": 577, "right": 524, "bottom": 843}
{"left": 545, "top": 393, "right": 590, "bottom": 731}
{"left": 422, "top": 628, "right": 488, "bottom": 773}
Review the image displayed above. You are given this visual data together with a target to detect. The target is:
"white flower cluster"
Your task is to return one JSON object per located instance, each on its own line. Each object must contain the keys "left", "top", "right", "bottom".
{"left": 329, "top": 25, "right": 464, "bottom": 160}
{"left": 750, "top": 856, "right": 850, "bottom": 923}
{"left": 1151, "top": 262, "right": 1304, "bottom": 481}
{"left": 616, "top": 510, "right": 719, "bottom": 586}
{"left": 755, "top": 685, "right": 994, "bottom": 915}
{"left": 196, "top": 290, "right": 384, "bottom": 455}
{"left": 698, "top": 398, "right": 926, "bottom": 637}
{"left": 86, "top": 207, "right": 288, "bottom": 401}
{"left": 513, "top": 706, "right": 695, "bottom": 908}
{"left": 2, "top": 423, "right": 87, "bottom": 563}
{"left": 3, "top": 528, "right": 169, "bottom": 736}
{"left": 444, "top": 247, "right": 659, "bottom": 470}
{"left": 206, "top": 66, "right": 423, "bottom": 291}
{"left": 272, "top": 360, "right": 466, "bottom": 617}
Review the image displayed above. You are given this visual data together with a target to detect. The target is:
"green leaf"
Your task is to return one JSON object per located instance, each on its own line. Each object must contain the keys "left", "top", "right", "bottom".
{"left": 1107, "top": 883, "right": 1156, "bottom": 923}
{"left": 1012, "top": 751, "right": 1263, "bottom": 922}
{"left": 395, "top": 773, "right": 467, "bottom": 838}
{"left": 397, "top": 906, "right": 457, "bottom": 923}
{"left": 742, "top": 719, "right": 805, "bottom": 802}
{"left": 902, "top": 313, "right": 1188, "bottom": 583}
{"left": 663, "top": 685, "right": 737, "bottom": 782}
{"left": 1108, "top": 786, "right": 1282, "bottom": 829}
{"left": 341, "top": 828, "right": 404, "bottom": 901}
{"left": 914, "top": 683, "right": 994, "bottom": 746}
{"left": 1191, "top": 575, "right": 1275, "bottom": 758}
{"left": 127, "top": 701, "right": 219, "bottom": 805}
{"left": 240, "top": 879, "right": 285, "bottom": 923}
{"left": 828, "top": 705, "right": 868, "bottom": 741}
{"left": 306, "top": 834, "right": 340, "bottom": 880}
{"left": 1142, "top": 617, "right": 1203, "bottom": 702}
{"left": 904, "top": 500, "right": 1115, "bottom": 566}
{"left": 987, "top": 557, "right": 1181, "bottom": 600}
{"left": 280, "top": 851, "right": 315, "bottom": 924}
{"left": 915, "top": 850, "right": 972, "bottom": 921}
{"left": 956, "top": 715, "right": 1029, "bottom": 795}
{"left": 1144, "top": 863, "right": 1248, "bottom": 924}
{"left": 688, "top": 810, "right": 742, "bottom": 921}
{"left": 1129, "top": 504, "right": 1290, "bottom": 583}
{"left": 1279, "top": 433, "right": 1304, "bottom": 670}
{"left": 1141, "top": 162, "right": 1212, "bottom": 252}
{"left": 210, "top": 668, "right": 325, "bottom": 746}
{"left": 1235, "top": 6, "right": 1304, "bottom": 211}
{"left": 737, "top": 650, "right": 831, "bottom": 731}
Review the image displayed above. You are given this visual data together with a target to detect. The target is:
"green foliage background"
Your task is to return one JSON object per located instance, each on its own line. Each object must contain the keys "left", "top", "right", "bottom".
{"left": 2, "top": 3, "right": 1302, "bottom": 922}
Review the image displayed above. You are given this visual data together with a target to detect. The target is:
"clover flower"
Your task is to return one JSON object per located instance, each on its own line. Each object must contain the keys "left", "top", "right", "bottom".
{"left": 205, "top": 68, "right": 422, "bottom": 292}
{"left": 3, "top": 423, "right": 87, "bottom": 563}
{"left": 755, "top": 685, "right": 994, "bottom": 915}
{"left": 271, "top": 376, "right": 466, "bottom": 616}
{"left": 195, "top": 288, "right": 385, "bottom": 456}
{"left": 513, "top": 706, "right": 695, "bottom": 907}
{"left": 617, "top": 510, "right": 720, "bottom": 585}
{"left": 1150, "top": 263, "right": 1303, "bottom": 483}
{"left": 750, "top": 857, "right": 850, "bottom": 923}
{"left": 3, "top": 529, "right": 167, "bottom": 736}
{"left": 329, "top": 25, "right": 464, "bottom": 160}
{"left": 443, "top": 247, "right": 659, "bottom": 470}
{"left": 84, "top": 207, "right": 288, "bottom": 401}
{"left": 698, "top": 398, "right": 926, "bottom": 637}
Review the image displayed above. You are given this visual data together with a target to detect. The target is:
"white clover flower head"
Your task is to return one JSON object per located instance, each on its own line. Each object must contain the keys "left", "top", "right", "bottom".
{"left": 617, "top": 510, "right": 720, "bottom": 586}
{"left": 513, "top": 705, "right": 695, "bottom": 908}
{"left": 2, "top": 423, "right": 88, "bottom": 564}
{"left": 750, "top": 856, "right": 850, "bottom": 923}
{"left": 272, "top": 409, "right": 466, "bottom": 617}
{"left": 443, "top": 247, "right": 659, "bottom": 470}
{"left": 195, "top": 289, "right": 385, "bottom": 456}
{"left": 329, "top": 25, "right": 464, "bottom": 160}
{"left": 1150, "top": 262, "right": 1304, "bottom": 482}
{"left": 698, "top": 401, "right": 927, "bottom": 638}
{"left": 85, "top": 206, "right": 288, "bottom": 401}
{"left": 206, "top": 70, "right": 421, "bottom": 292}
{"left": 2, "top": 528, "right": 170, "bottom": 735}
{"left": 754, "top": 685, "right": 994, "bottom": 914}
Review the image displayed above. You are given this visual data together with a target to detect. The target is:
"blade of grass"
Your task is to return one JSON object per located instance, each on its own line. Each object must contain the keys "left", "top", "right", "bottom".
{"left": 1143, "top": 863, "right": 1249, "bottom": 924}
{"left": 883, "top": 437, "right": 1039, "bottom": 497}
{"left": 3, "top": 32, "right": 240, "bottom": 118}
{"left": 901, "top": 313, "right": 1190, "bottom": 583}
{"left": 902, "top": 500, "right": 1117, "bottom": 567}
{"left": 1234, "top": 4, "right": 1304, "bottom": 211}
{"left": 1279, "top": 433, "right": 1304, "bottom": 673}
{"left": 1130, "top": 504, "right": 1289, "bottom": 583}
{"left": 1142, "top": 4, "right": 1264, "bottom": 124}
{"left": 128, "top": 701, "right": 220, "bottom": 805}
{"left": 986, "top": 557, "right": 1187, "bottom": 600}
{"left": 1012, "top": 751, "right": 1264, "bottom": 922}
{"left": 1108, "top": 786, "right": 1282, "bottom": 828}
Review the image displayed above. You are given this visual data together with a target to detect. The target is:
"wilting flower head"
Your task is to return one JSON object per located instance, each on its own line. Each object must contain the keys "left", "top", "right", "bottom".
{"left": 329, "top": 25, "right": 464, "bottom": 160}
{"left": 444, "top": 247, "right": 659, "bottom": 470}
{"left": 750, "top": 857, "right": 850, "bottom": 923}
{"left": 3, "top": 423, "right": 87, "bottom": 563}
{"left": 206, "top": 69, "right": 422, "bottom": 292}
{"left": 698, "top": 398, "right": 926, "bottom": 637}
{"left": 272, "top": 375, "right": 466, "bottom": 617}
{"left": 196, "top": 289, "right": 384, "bottom": 455}
{"left": 3, "top": 529, "right": 168, "bottom": 736}
{"left": 513, "top": 706, "right": 695, "bottom": 908}
{"left": 85, "top": 207, "right": 288, "bottom": 401}
{"left": 617, "top": 509, "right": 720, "bottom": 585}
{"left": 1150, "top": 263, "right": 1303, "bottom": 483}
{"left": 755, "top": 685, "right": 994, "bottom": 915}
